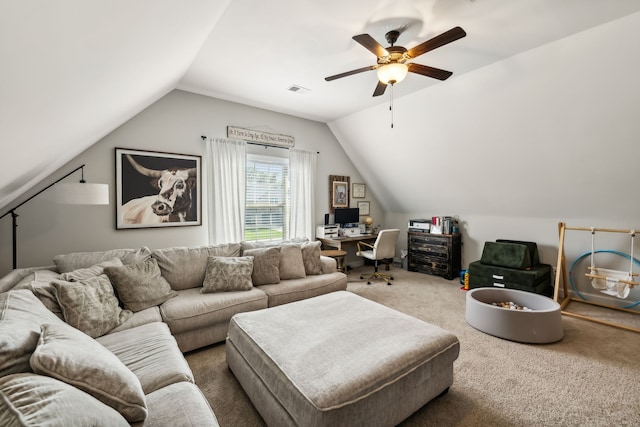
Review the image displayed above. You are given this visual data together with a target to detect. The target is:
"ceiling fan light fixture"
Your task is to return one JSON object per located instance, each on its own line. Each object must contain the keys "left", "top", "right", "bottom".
{"left": 377, "top": 63, "right": 408, "bottom": 85}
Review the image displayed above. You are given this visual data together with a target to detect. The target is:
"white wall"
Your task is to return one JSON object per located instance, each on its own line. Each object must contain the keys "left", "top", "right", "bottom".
{"left": 0, "top": 90, "right": 381, "bottom": 276}
{"left": 329, "top": 13, "right": 640, "bottom": 264}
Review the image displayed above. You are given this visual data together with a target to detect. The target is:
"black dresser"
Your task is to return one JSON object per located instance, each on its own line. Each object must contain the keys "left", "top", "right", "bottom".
{"left": 407, "top": 232, "right": 462, "bottom": 280}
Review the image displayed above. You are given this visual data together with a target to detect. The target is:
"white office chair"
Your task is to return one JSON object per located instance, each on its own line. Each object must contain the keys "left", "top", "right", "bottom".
{"left": 356, "top": 229, "right": 400, "bottom": 285}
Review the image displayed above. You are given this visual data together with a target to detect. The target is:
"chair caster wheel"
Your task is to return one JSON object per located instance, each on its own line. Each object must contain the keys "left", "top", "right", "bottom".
{"left": 390, "top": 276, "right": 394, "bottom": 280}
{"left": 360, "top": 275, "right": 363, "bottom": 279}
{"left": 387, "top": 282, "right": 392, "bottom": 286}
{"left": 367, "top": 281, "right": 371, "bottom": 285}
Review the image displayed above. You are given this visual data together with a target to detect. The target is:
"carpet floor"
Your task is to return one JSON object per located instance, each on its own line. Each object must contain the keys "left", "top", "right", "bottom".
{"left": 185, "top": 267, "right": 640, "bottom": 426}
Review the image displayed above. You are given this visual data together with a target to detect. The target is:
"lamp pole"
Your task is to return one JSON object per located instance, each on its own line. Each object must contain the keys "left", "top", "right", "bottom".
{"left": 0, "top": 165, "right": 86, "bottom": 269}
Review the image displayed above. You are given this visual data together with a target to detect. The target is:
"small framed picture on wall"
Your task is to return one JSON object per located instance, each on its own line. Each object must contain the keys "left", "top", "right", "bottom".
{"left": 352, "top": 183, "right": 365, "bottom": 198}
{"left": 357, "top": 201, "right": 370, "bottom": 216}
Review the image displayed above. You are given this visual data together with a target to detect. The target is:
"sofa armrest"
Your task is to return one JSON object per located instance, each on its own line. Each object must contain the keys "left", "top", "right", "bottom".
{"left": 320, "top": 256, "right": 337, "bottom": 274}
{"left": 0, "top": 266, "right": 58, "bottom": 293}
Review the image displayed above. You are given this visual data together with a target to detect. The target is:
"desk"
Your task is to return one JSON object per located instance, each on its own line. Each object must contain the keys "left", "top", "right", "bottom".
{"left": 316, "top": 234, "right": 377, "bottom": 251}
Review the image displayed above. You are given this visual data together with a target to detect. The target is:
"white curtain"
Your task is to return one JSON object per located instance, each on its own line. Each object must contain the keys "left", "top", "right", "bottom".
{"left": 289, "top": 149, "right": 317, "bottom": 240}
{"left": 206, "top": 138, "right": 246, "bottom": 244}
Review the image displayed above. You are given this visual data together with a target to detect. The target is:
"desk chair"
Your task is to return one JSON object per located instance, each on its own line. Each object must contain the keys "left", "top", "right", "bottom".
{"left": 356, "top": 229, "right": 400, "bottom": 285}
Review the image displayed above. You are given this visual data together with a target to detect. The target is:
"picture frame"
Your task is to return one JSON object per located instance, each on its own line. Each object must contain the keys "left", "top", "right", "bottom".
{"left": 328, "top": 175, "right": 349, "bottom": 212}
{"left": 358, "top": 201, "right": 370, "bottom": 216}
{"left": 352, "top": 183, "right": 366, "bottom": 198}
{"left": 115, "top": 148, "right": 202, "bottom": 229}
{"left": 332, "top": 181, "right": 349, "bottom": 208}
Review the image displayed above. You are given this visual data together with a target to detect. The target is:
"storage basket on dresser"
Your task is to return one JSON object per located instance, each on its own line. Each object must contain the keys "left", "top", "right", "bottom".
{"left": 407, "top": 232, "right": 461, "bottom": 280}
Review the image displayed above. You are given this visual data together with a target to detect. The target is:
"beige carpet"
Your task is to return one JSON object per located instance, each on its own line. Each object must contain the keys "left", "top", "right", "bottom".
{"left": 185, "top": 267, "right": 640, "bottom": 426}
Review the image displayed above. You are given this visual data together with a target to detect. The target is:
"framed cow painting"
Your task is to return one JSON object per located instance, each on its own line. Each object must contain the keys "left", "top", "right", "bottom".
{"left": 115, "top": 148, "right": 202, "bottom": 229}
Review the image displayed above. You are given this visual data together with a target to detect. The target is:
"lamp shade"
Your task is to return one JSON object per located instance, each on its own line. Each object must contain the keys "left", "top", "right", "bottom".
{"left": 377, "top": 63, "right": 408, "bottom": 85}
{"left": 54, "top": 183, "right": 109, "bottom": 205}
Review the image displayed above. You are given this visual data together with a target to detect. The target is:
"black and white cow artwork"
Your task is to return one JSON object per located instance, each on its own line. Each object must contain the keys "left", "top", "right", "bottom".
{"left": 121, "top": 154, "right": 197, "bottom": 224}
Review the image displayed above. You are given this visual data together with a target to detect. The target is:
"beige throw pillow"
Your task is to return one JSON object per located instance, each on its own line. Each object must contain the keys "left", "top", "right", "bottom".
{"left": 243, "top": 247, "right": 280, "bottom": 285}
{"left": 202, "top": 256, "right": 254, "bottom": 293}
{"left": 30, "top": 323, "right": 147, "bottom": 422}
{"left": 104, "top": 258, "right": 177, "bottom": 312}
{"left": 300, "top": 241, "right": 323, "bottom": 275}
{"left": 0, "top": 373, "right": 129, "bottom": 426}
{"left": 51, "top": 275, "right": 132, "bottom": 338}
{"left": 279, "top": 244, "right": 306, "bottom": 280}
{"left": 0, "top": 290, "right": 66, "bottom": 377}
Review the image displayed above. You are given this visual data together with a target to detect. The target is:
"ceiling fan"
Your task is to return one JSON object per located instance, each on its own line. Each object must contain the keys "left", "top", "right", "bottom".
{"left": 325, "top": 26, "right": 466, "bottom": 97}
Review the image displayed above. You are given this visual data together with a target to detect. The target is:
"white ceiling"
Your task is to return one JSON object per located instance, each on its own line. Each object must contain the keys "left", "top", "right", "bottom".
{"left": 2, "top": 0, "right": 640, "bottom": 212}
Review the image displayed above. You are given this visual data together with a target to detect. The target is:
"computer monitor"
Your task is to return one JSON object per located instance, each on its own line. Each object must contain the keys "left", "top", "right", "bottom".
{"left": 334, "top": 207, "right": 359, "bottom": 226}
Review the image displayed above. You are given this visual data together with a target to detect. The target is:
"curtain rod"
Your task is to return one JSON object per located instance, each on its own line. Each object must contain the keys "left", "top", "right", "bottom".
{"left": 200, "top": 135, "right": 319, "bottom": 154}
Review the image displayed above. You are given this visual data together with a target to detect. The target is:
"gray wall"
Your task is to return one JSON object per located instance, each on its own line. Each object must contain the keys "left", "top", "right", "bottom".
{"left": 0, "top": 90, "right": 381, "bottom": 276}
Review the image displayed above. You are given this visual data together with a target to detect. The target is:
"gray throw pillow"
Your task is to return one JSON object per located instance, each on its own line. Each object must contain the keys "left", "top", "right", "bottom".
{"left": 278, "top": 244, "right": 306, "bottom": 280}
{"left": 300, "top": 241, "right": 323, "bottom": 275}
{"left": 243, "top": 247, "right": 280, "bottom": 285}
{"left": 104, "top": 258, "right": 177, "bottom": 312}
{"left": 30, "top": 322, "right": 147, "bottom": 422}
{"left": 51, "top": 275, "right": 132, "bottom": 338}
{"left": 202, "top": 256, "right": 254, "bottom": 293}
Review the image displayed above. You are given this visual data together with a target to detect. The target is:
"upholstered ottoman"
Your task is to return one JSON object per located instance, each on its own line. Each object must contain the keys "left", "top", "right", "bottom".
{"left": 226, "top": 291, "right": 460, "bottom": 427}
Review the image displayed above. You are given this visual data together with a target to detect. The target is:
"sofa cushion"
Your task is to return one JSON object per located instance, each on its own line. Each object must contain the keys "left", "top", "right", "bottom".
{"left": 51, "top": 275, "right": 132, "bottom": 338}
{"left": 300, "top": 241, "right": 322, "bottom": 275}
{"left": 0, "top": 373, "right": 129, "bottom": 426}
{"left": 202, "top": 256, "right": 254, "bottom": 293}
{"left": 59, "top": 258, "right": 123, "bottom": 281}
{"left": 110, "top": 306, "right": 163, "bottom": 334}
{"left": 97, "top": 322, "right": 194, "bottom": 394}
{"left": 53, "top": 247, "right": 152, "bottom": 273}
{"left": 18, "top": 270, "right": 64, "bottom": 319}
{"left": 30, "top": 322, "right": 147, "bottom": 422}
{"left": 0, "top": 290, "right": 66, "bottom": 376}
{"left": 104, "top": 258, "right": 177, "bottom": 312}
{"left": 160, "top": 287, "right": 268, "bottom": 336}
{"left": 143, "top": 381, "right": 219, "bottom": 427}
{"left": 279, "top": 244, "right": 306, "bottom": 280}
{"left": 0, "top": 266, "right": 57, "bottom": 294}
{"left": 243, "top": 247, "right": 281, "bottom": 285}
{"left": 152, "top": 243, "right": 242, "bottom": 291}
{"left": 257, "top": 271, "right": 348, "bottom": 307}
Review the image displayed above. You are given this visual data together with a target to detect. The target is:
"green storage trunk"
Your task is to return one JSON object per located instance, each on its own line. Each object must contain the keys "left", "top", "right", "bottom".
{"left": 468, "top": 261, "right": 553, "bottom": 297}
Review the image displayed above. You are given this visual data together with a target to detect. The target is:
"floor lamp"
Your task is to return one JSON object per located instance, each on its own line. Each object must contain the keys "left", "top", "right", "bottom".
{"left": 0, "top": 164, "right": 109, "bottom": 269}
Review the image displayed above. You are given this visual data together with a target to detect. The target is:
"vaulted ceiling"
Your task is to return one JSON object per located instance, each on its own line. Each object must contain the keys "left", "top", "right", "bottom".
{"left": 2, "top": 0, "right": 640, "bottom": 213}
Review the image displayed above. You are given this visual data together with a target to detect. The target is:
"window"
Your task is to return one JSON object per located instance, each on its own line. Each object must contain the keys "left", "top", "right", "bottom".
{"left": 245, "top": 154, "right": 290, "bottom": 242}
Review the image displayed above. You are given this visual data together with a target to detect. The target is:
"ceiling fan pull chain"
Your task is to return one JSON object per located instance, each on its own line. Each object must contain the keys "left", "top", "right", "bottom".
{"left": 390, "top": 84, "right": 394, "bottom": 128}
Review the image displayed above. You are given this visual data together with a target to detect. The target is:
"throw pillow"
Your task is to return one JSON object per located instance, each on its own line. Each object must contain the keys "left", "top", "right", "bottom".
{"left": 202, "top": 256, "right": 254, "bottom": 293}
{"left": 278, "top": 244, "right": 306, "bottom": 280}
{"left": 0, "top": 373, "right": 129, "bottom": 426}
{"left": 30, "top": 322, "right": 147, "bottom": 422}
{"left": 0, "top": 290, "right": 66, "bottom": 377}
{"left": 243, "top": 247, "right": 281, "bottom": 285}
{"left": 300, "top": 241, "right": 323, "bottom": 275}
{"left": 104, "top": 258, "right": 177, "bottom": 312}
{"left": 51, "top": 275, "right": 132, "bottom": 338}
{"left": 59, "top": 257, "right": 123, "bottom": 281}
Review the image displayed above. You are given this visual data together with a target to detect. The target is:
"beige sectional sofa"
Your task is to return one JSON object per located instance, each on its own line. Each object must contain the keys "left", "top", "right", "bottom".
{"left": 0, "top": 240, "right": 348, "bottom": 426}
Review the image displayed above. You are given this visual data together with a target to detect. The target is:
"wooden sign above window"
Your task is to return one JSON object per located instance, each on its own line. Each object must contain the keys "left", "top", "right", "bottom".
{"left": 227, "top": 126, "right": 295, "bottom": 148}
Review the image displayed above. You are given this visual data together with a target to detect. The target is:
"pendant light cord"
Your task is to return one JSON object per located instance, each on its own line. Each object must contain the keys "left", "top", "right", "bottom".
{"left": 389, "top": 83, "right": 394, "bottom": 128}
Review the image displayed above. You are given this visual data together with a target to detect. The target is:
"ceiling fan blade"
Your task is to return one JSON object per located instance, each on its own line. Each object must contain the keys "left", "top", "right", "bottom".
{"left": 407, "top": 26, "right": 466, "bottom": 58}
{"left": 408, "top": 63, "right": 453, "bottom": 80}
{"left": 372, "top": 81, "right": 387, "bottom": 97}
{"left": 325, "top": 65, "right": 377, "bottom": 81}
{"left": 353, "top": 34, "right": 389, "bottom": 58}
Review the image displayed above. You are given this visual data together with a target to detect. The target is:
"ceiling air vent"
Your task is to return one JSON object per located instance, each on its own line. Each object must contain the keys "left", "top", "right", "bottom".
{"left": 287, "top": 84, "right": 310, "bottom": 94}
